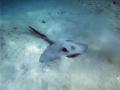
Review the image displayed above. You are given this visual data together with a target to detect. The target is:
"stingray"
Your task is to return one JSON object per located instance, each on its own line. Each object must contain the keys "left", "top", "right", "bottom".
{"left": 29, "top": 26, "right": 88, "bottom": 90}
{"left": 29, "top": 26, "right": 88, "bottom": 65}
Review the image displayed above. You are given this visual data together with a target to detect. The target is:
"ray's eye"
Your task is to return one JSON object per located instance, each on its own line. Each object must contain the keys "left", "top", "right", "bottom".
{"left": 61, "top": 47, "right": 69, "bottom": 52}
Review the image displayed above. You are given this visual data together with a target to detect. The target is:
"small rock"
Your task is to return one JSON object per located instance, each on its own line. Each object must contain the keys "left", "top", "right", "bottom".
{"left": 112, "top": 0, "right": 120, "bottom": 5}
{"left": 41, "top": 20, "right": 46, "bottom": 24}
{"left": 13, "top": 27, "right": 17, "bottom": 30}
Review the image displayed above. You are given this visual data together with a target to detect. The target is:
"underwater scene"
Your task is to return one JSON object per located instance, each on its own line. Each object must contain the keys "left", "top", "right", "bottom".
{"left": 0, "top": 0, "right": 120, "bottom": 90}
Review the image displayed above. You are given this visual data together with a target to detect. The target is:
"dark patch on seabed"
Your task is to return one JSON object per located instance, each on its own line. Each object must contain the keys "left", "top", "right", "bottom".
{"left": 0, "top": 0, "right": 120, "bottom": 90}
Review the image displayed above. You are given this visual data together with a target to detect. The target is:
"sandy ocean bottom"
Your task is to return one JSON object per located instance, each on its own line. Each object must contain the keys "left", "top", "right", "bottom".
{"left": 0, "top": 0, "right": 120, "bottom": 90}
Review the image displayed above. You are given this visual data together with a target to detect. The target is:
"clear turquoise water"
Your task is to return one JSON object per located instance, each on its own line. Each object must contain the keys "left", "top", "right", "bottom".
{"left": 0, "top": 0, "right": 120, "bottom": 90}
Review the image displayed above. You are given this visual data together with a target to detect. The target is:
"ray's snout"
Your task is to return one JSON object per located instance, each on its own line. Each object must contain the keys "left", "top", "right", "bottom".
{"left": 66, "top": 43, "right": 88, "bottom": 58}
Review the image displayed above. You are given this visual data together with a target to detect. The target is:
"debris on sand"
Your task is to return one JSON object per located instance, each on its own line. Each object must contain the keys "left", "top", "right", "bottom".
{"left": 41, "top": 20, "right": 46, "bottom": 24}
{"left": 57, "top": 10, "right": 65, "bottom": 15}
{"left": 114, "top": 27, "right": 120, "bottom": 32}
{"left": 13, "top": 27, "right": 17, "bottom": 30}
{"left": 112, "top": 0, "right": 120, "bottom": 5}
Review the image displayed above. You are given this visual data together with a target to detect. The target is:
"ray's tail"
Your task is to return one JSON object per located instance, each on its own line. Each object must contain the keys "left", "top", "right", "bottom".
{"left": 28, "top": 26, "right": 54, "bottom": 45}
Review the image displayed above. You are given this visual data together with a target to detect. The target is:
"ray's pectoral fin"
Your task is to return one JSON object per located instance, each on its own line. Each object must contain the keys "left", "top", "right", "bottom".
{"left": 28, "top": 26, "right": 54, "bottom": 45}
